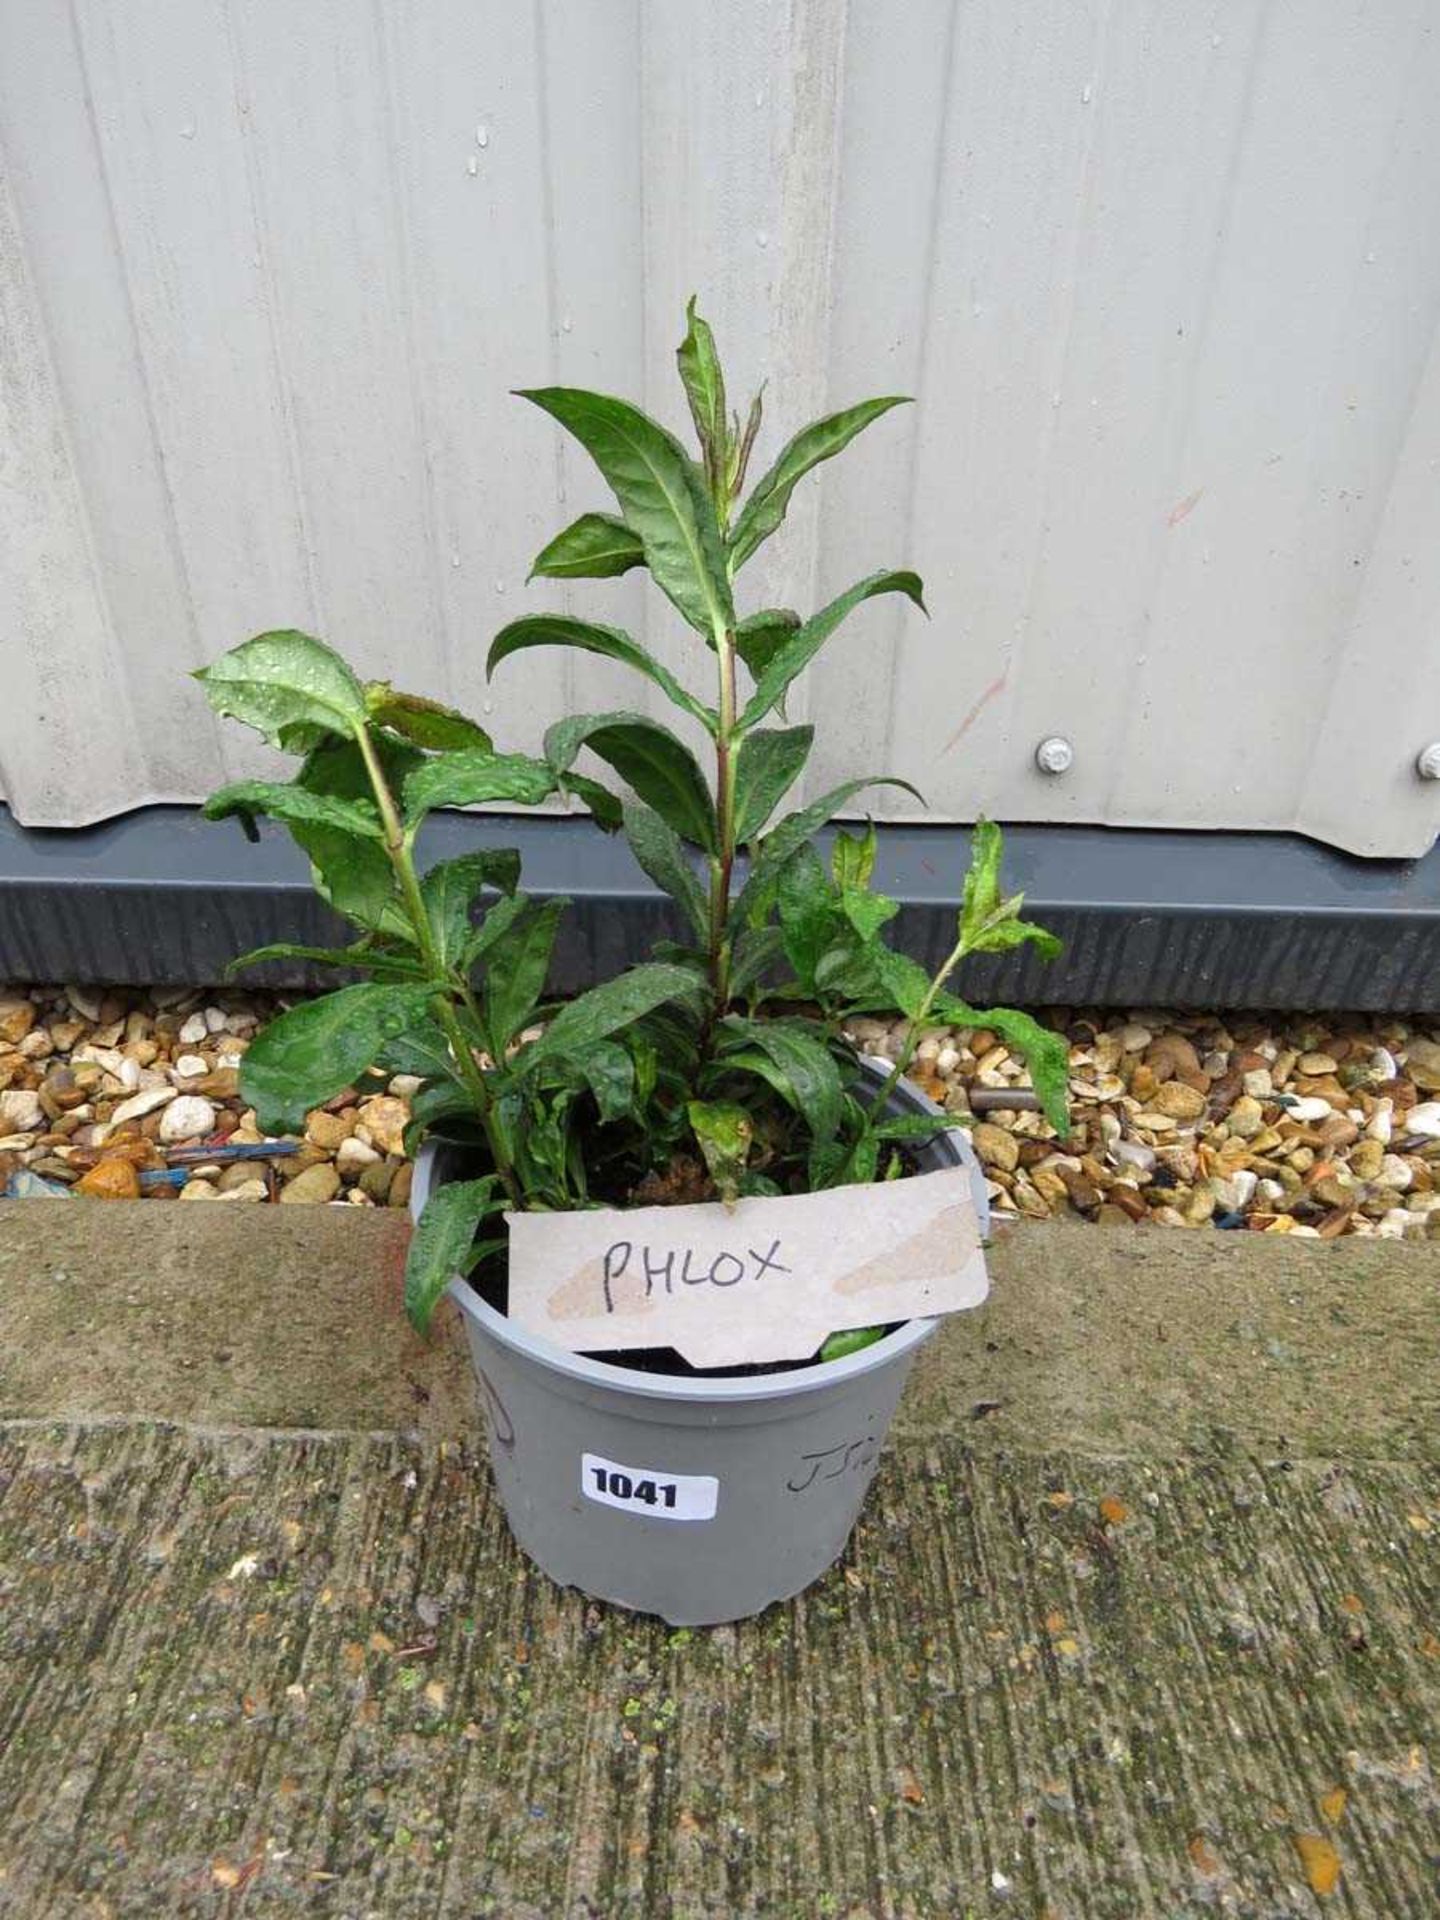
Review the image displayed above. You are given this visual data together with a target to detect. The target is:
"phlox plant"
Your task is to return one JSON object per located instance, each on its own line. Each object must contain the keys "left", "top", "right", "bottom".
{"left": 197, "top": 302, "right": 1067, "bottom": 1348}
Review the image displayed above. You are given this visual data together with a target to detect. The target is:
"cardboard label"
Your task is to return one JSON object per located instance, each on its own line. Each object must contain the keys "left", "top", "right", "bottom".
{"left": 505, "top": 1162, "right": 987, "bottom": 1369}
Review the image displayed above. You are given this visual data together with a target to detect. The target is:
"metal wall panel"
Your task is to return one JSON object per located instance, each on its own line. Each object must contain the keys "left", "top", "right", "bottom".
{"left": 2, "top": 0, "right": 1438, "bottom": 855}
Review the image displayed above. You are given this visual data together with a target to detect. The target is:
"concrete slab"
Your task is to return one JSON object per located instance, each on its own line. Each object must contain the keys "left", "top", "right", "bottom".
{"left": 1, "top": 1202, "right": 1437, "bottom": 1915}
{"left": 4, "top": 1203, "right": 1437, "bottom": 1459}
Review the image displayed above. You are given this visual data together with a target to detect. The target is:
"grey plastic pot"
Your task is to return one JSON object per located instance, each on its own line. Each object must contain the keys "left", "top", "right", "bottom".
{"left": 410, "top": 1059, "right": 989, "bottom": 1626}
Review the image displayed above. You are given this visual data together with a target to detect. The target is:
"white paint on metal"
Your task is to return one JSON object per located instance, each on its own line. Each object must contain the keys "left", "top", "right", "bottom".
{"left": 0, "top": 0, "right": 1437, "bottom": 856}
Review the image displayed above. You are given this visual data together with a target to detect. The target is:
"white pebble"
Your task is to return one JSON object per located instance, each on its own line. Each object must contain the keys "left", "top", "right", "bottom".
{"left": 1242, "top": 1069, "right": 1273, "bottom": 1099}
{"left": 173, "top": 1053, "right": 208, "bottom": 1079}
{"left": 1372, "top": 1047, "right": 1398, "bottom": 1080}
{"left": 936, "top": 1045, "right": 960, "bottom": 1075}
{"left": 73, "top": 1044, "right": 123, "bottom": 1073}
{"left": 0, "top": 1090, "right": 42, "bottom": 1131}
{"left": 1403, "top": 1101, "right": 1440, "bottom": 1139}
{"left": 1377, "top": 1154, "right": 1414, "bottom": 1191}
{"left": 1112, "top": 1139, "right": 1156, "bottom": 1174}
{"left": 336, "top": 1136, "right": 381, "bottom": 1175}
{"left": 1366, "top": 1100, "right": 1393, "bottom": 1144}
{"left": 178, "top": 1012, "right": 208, "bottom": 1045}
{"left": 1211, "top": 1168, "right": 1257, "bottom": 1212}
{"left": 159, "top": 1095, "right": 217, "bottom": 1144}
{"left": 204, "top": 1005, "right": 228, "bottom": 1034}
{"left": 1284, "top": 1096, "right": 1333, "bottom": 1122}
{"left": 110, "top": 1085, "right": 176, "bottom": 1126}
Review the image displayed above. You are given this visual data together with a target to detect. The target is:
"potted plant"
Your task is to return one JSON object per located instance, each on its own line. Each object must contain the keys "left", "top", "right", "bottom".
{"left": 196, "top": 303, "right": 1068, "bottom": 1625}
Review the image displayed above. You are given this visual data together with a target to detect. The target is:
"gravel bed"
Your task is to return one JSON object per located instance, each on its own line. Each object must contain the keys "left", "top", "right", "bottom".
{"left": 848, "top": 1009, "right": 1440, "bottom": 1238}
{"left": 0, "top": 985, "right": 414, "bottom": 1209}
{"left": 2, "top": 984, "right": 1439, "bottom": 1237}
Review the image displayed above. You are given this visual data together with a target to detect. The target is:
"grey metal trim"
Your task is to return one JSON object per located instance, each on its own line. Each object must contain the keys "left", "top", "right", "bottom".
{"left": 0, "top": 804, "right": 1436, "bottom": 1009}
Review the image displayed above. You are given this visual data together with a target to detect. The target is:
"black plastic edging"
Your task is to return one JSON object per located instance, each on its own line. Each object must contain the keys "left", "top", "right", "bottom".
{"left": 0, "top": 803, "right": 1437, "bottom": 1011}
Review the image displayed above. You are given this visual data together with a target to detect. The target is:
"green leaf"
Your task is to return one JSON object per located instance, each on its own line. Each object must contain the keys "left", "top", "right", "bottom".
{"left": 364, "top": 683, "right": 493, "bottom": 753}
{"left": 402, "top": 750, "right": 556, "bottom": 824}
{"left": 555, "top": 769, "right": 623, "bottom": 831}
{"left": 734, "top": 608, "right": 800, "bottom": 684}
{"left": 482, "top": 897, "right": 566, "bottom": 1053}
{"left": 222, "top": 735, "right": 418, "bottom": 938}
{"left": 727, "top": 387, "right": 764, "bottom": 498}
{"left": 870, "top": 1112, "right": 954, "bottom": 1142}
{"left": 194, "top": 630, "right": 368, "bottom": 748}
{"left": 405, "top": 1178, "right": 504, "bottom": 1334}
{"left": 529, "top": 511, "right": 646, "bottom": 581}
{"left": 225, "top": 939, "right": 424, "bottom": 982}
{"left": 958, "top": 819, "right": 1063, "bottom": 962}
{"left": 569, "top": 1039, "right": 636, "bottom": 1123}
{"left": 623, "top": 801, "right": 708, "bottom": 940}
{"left": 728, "top": 924, "right": 785, "bottom": 1001}
{"left": 420, "top": 849, "right": 522, "bottom": 968}
{"left": 488, "top": 615, "right": 715, "bottom": 731}
{"left": 298, "top": 730, "right": 422, "bottom": 803}
{"left": 201, "top": 780, "right": 383, "bottom": 844}
{"left": 687, "top": 1099, "right": 752, "bottom": 1203}
{"left": 520, "top": 963, "right": 707, "bottom": 1072}
{"left": 838, "top": 878, "right": 898, "bottom": 944}
{"left": 676, "top": 297, "right": 728, "bottom": 485}
{"left": 776, "top": 845, "right": 839, "bottom": 989}
{"left": 404, "top": 1080, "right": 483, "bottom": 1153}
{"left": 375, "top": 1012, "right": 468, "bottom": 1083}
{"left": 734, "top": 725, "right": 813, "bottom": 843}
{"left": 728, "top": 396, "right": 911, "bottom": 571}
{"left": 544, "top": 711, "right": 716, "bottom": 852}
{"left": 461, "top": 1236, "right": 509, "bottom": 1278}
{"left": 870, "top": 945, "right": 931, "bottom": 1020}
{"left": 832, "top": 823, "right": 877, "bottom": 890}
{"left": 460, "top": 890, "right": 532, "bottom": 971}
{"left": 960, "top": 818, "right": 1003, "bottom": 936}
{"left": 935, "top": 996, "right": 1072, "bottom": 1137}
{"left": 300, "top": 829, "right": 404, "bottom": 937}
{"left": 239, "top": 983, "right": 436, "bottom": 1134}
{"left": 739, "top": 571, "right": 926, "bottom": 729}
{"left": 730, "top": 776, "right": 924, "bottom": 930}
{"left": 820, "top": 1326, "right": 886, "bottom": 1363}
{"left": 517, "top": 387, "right": 734, "bottom": 637}
{"left": 720, "top": 1016, "right": 842, "bottom": 1144}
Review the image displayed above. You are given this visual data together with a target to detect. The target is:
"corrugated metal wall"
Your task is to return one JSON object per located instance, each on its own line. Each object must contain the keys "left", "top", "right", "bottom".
{"left": 2, "top": 0, "right": 1439, "bottom": 856}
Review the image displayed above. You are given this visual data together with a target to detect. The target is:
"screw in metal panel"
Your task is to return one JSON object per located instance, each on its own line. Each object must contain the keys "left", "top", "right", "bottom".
{"left": 1416, "top": 743, "right": 1440, "bottom": 782}
{"left": 1034, "top": 735, "right": 1074, "bottom": 776}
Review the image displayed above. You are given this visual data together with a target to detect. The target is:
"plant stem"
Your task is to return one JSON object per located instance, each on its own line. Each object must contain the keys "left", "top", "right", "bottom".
{"left": 353, "top": 726, "right": 522, "bottom": 1207}
{"left": 707, "top": 627, "right": 739, "bottom": 1009}
{"left": 870, "top": 932, "right": 969, "bottom": 1115}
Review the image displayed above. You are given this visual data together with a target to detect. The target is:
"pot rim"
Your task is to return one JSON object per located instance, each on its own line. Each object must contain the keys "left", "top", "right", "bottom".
{"left": 411, "top": 1058, "right": 985, "bottom": 1407}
